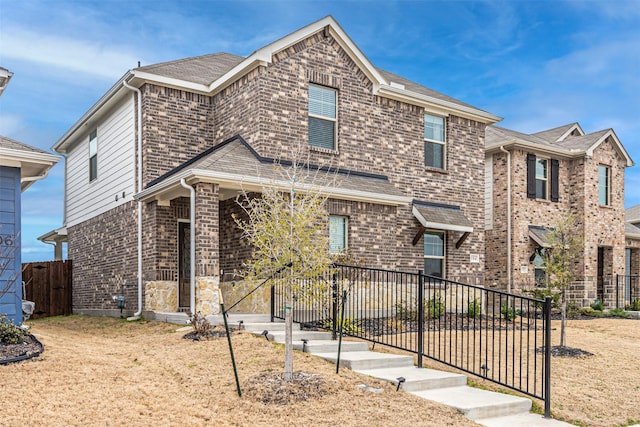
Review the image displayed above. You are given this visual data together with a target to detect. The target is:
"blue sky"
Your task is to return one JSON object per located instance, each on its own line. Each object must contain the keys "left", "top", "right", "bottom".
{"left": 1, "top": 0, "right": 639, "bottom": 262}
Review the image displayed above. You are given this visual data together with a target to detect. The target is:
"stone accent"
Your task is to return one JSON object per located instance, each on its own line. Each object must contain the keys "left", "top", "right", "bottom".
{"left": 219, "top": 280, "right": 271, "bottom": 314}
{"left": 145, "top": 280, "right": 178, "bottom": 312}
{"left": 195, "top": 276, "right": 220, "bottom": 315}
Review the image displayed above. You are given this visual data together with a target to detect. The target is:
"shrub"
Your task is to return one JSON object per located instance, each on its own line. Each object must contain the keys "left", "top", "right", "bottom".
{"left": 625, "top": 299, "right": 640, "bottom": 311}
{"left": 0, "top": 314, "right": 25, "bottom": 345}
{"left": 527, "top": 287, "right": 561, "bottom": 309}
{"left": 501, "top": 304, "right": 516, "bottom": 321}
{"left": 426, "top": 295, "right": 445, "bottom": 319}
{"left": 395, "top": 301, "right": 417, "bottom": 321}
{"left": 591, "top": 299, "right": 604, "bottom": 311}
{"left": 580, "top": 307, "right": 606, "bottom": 318}
{"left": 467, "top": 298, "right": 481, "bottom": 318}
{"left": 607, "top": 308, "right": 630, "bottom": 318}
{"left": 189, "top": 312, "right": 213, "bottom": 335}
{"left": 323, "top": 317, "right": 362, "bottom": 334}
{"left": 566, "top": 301, "right": 581, "bottom": 319}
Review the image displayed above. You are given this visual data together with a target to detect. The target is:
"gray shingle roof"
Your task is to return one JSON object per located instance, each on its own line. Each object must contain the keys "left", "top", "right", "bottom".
{"left": 412, "top": 201, "right": 473, "bottom": 232}
{"left": 147, "top": 136, "right": 406, "bottom": 200}
{"left": 485, "top": 126, "right": 550, "bottom": 149}
{"left": 553, "top": 129, "right": 610, "bottom": 151}
{"left": 136, "top": 53, "right": 245, "bottom": 86}
{"left": 0, "top": 135, "right": 50, "bottom": 155}
{"left": 531, "top": 123, "right": 580, "bottom": 142}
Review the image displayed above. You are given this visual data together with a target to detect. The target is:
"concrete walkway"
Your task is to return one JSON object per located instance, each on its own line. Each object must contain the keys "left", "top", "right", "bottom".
{"left": 239, "top": 319, "right": 573, "bottom": 427}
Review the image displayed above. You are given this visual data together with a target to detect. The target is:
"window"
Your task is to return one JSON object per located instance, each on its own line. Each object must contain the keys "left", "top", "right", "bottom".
{"left": 329, "top": 215, "right": 347, "bottom": 254}
{"left": 534, "top": 252, "right": 546, "bottom": 287}
{"left": 535, "top": 158, "right": 548, "bottom": 199}
{"left": 527, "top": 154, "right": 559, "bottom": 201}
{"left": 308, "top": 85, "right": 336, "bottom": 150}
{"left": 89, "top": 129, "right": 98, "bottom": 182}
{"left": 423, "top": 230, "right": 445, "bottom": 278}
{"left": 599, "top": 165, "right": 610, "bottom": 206}
{"left": 424, "top": 114, "right": 445, "bottom": 169}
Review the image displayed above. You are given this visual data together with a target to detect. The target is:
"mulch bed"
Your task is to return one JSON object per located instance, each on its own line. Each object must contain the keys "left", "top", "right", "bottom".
{"left": 536, "top": 345, "right": 594, "bottom": 358}
{"left": 243, "top": 371, "right": 327, "bottom": 405}
{"left": 0, "top": 334, "right": 44, "bottom": 365}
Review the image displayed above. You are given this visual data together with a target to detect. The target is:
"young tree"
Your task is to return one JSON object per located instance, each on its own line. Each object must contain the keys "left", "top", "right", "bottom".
{"left": 543, "top": 215, "right": 582, "bottom": 347}
{"left": 233, "top": 155, "right": 336, "bottom": 381}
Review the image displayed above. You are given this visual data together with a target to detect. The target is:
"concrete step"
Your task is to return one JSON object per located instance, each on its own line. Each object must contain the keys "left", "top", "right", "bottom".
{"left": 242, "top": 322, "right": 298, "bottom": 333}
{"left": 294, "top": 340, "right": 370, "bottom": 353}
{"left": 265, "top": 330, "right": 335, "bottom": 343}
{"left": 477, "top": 412, "right": 575, "bottom": 426}
{"left": 411, "top": 386, "right": 532, "bottom": 420}
{"left": 313, "top": 351, "right": 415, "bottom": 370}
{"left": 354, "top": 366, "right": 467, "bottom": 392}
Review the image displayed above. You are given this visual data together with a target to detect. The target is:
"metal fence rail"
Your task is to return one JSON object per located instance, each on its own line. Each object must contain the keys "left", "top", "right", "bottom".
{"left": 615, "top": 275, "right": 640, "bottom": 308}
{"left": 271, "top": 264, "right": 551, "bottom": 416}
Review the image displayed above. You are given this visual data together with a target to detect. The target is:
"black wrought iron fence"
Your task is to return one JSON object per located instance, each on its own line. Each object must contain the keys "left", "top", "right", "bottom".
{"left": 615, "top": 275, "right": 640, "bottom": 309}
{"left": 270, "top": 264, "right": 551, "bottom": 417}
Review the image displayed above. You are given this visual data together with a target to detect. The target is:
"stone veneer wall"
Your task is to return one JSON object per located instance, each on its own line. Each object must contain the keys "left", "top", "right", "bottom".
{"left": 68, "top": 201, "right": 138, "bottom": 314}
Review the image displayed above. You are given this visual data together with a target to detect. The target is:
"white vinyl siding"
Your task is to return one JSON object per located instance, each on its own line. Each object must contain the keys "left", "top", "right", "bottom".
{"left": 484, "top": 155, "right": 493, "bottom": 230}
{"left": 66, "top": 96, "right": 135, "bottom": 226}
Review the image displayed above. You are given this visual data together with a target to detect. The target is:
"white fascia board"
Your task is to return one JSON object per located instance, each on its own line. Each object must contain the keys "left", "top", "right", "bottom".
{"left": 486, "top": 139, "right": 582, "bottom": 159}
{"left": 586, "top": 130, "right": 634, "bottom": 167}
{"left": 135, "top": 169, "right": 411, "bottom": 207}
{"left": 377, "top": 85, "right": 501, "bottom": 124}
{"left": 53, "top": 73, "right": 130, "bottom": 153}
{"left": 412, "top": 206, "right": 473, "bottom": 233}
{"left": 0, "top": 147, "right": 59, "bottom": 166}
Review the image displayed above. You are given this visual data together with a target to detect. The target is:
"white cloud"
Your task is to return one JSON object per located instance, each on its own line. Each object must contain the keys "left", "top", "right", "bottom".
{"left": 1, "top": 27, "right": 141, "bottom": 80}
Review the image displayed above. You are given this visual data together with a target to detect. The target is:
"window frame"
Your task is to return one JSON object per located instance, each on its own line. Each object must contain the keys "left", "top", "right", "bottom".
{"left": 598, "top": 164, "right": 611, "bottom": 206}
{"left": 424, "top": 113, "right": 446, "bottom": 170}
{"left": 329, "top": 215, "right": 348, "bottom": 254}
{"left": 89, "top": 129, "right": 98, "bottom": 182}
{"left": 308, "top": 84, "right": 337, "bottom": 151}
{"left": 535, "top": 157, "right": 549, "bottom": 200}
{"left": 533, "top": 251, "right": 547, "bottom": 287}
{"left": 423, "top": 230, "right": 446, "bottom": 278}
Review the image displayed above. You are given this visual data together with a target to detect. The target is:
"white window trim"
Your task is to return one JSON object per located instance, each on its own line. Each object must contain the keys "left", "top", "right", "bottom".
{"left": 535, "top": 157, "right": 549, "bottom": 200}
{"left": 308, "top": 84, "right": 338, "bottom": 151}
{"left": 424, "top": 113, "right": 446, "bottom": 170}
{"left": 599, "top": 164, "right": 611, "bottom": 206}
{"left": 89, "top": 129, "right": 98, "bottom": 182}
{"left": 423, "top": 229, "right": 446, "bottom": 277}
{"left": 329, "top": 215, "right": 348, "bottom": 254}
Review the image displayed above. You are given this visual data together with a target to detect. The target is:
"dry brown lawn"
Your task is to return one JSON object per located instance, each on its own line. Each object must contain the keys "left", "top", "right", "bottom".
{"left": 1, "top": 316, "right": 638, "bottom": 427}
{"left": 0, "top": 316, "right": 476, "bottom": 427}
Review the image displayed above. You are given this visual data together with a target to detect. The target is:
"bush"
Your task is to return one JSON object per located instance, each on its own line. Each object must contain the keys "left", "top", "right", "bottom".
{"left": 625, "top": 299, "right": 640, "bottom": 311}
{"left": 189, "top": 312, "right": 213, "bottom": 335}
{"left": 426, "top": 295, "right": 445, "bottom": 319}
{"left": 501, "top": 304, "right": 516, "bottom": 321}
{"left": 527, "top": 287, "right": 561, "bottom": 309}
{"left": 566, "top": 301, "right": 581, "bottom": 319}
{"left": 591, "top": 299, "right": 604, "bottom": 311}
{"left": 467, "top": 298, "right": 481, "bottom": 318}
{"left": 0, "top": 314, "right": 25, "bottom": 345}
{"left": 607, "top": 308, "right": 630, "bottom": 318}
{"left": 580, "top": 307, "right": 606, "bottom": 318}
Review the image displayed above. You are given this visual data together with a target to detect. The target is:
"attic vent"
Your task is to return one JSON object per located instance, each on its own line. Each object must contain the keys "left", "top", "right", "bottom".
{"left": 389, "top": 81, "right": 405, "bottom": 90}
{"left": 570, "top": 129, "right": 581, "bottom": 136}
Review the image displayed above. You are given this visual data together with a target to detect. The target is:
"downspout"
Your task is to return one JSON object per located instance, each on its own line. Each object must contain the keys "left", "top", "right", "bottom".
{"left": 499, "top": 146, "right": 512, "bottom": 293}
{"left": 123, "top": 80, "right": 143, "bottom": 318}
{"left": 179, "top": 178, "right": 196, "bottom": 315}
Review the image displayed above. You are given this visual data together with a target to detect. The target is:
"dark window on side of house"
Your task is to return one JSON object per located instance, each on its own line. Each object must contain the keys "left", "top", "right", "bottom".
{"left": 527, "top": 153, "right": 558, "bottom": 201}
{"left": 89, "top": 129, "right": 98, "bottom": 182}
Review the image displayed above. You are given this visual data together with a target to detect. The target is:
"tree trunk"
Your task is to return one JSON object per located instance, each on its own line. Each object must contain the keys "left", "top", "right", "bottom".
{"left": 560, "top": 292, "right": 567, "bottom": 347}
{"left": 284, "top": 293, "right": 293, "bottom": 381}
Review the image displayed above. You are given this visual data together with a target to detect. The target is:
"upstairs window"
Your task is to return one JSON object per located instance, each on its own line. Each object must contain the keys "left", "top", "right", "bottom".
{"left": 424, "top": 114, "right": 445, "bottom": 169}
{"left": 423, "top": 230, "right": 445, "bottom": 278}
{"left": 599, "top": 165, "right": 610, "bottom": 206}
{"left": 535, "top": 158, "right": 548, "bottom": 199}
{"left": 527, "top": 153, "right": 559, "bottom": 202}
{"left": 308, "top": 85, "right": 337, "bottom": 150}
{"left": 329, "top": 215, "right": 347, "bottom": 254}
{"left": 89, "top": 129, "right": 98, "bottom": 182}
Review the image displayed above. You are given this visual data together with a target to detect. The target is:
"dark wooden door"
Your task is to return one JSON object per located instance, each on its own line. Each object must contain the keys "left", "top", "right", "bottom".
{"left": 178, "top": 222, "right": 191, "bottom": 310}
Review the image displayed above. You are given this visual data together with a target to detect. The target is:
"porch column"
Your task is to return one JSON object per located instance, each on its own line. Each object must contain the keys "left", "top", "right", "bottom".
{"left": 194, "top": 182, "right": 220, "bottom": 315}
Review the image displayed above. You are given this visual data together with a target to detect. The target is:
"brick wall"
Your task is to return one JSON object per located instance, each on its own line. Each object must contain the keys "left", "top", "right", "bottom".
{"left": 68, "top": 201, "right": 138, "bottom": 313}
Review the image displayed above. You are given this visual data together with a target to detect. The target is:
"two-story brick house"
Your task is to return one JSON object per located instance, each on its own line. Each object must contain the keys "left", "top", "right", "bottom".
{"left": 485, "top": 123, "right": 633, "bottom": 307}
{"left": 48, "top": 16, "right": 500, "bottom": 319}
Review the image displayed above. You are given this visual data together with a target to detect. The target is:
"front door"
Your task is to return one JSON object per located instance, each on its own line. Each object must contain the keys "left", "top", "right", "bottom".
{"left": 178, "top": 222, "right": 190, "bottom": 310}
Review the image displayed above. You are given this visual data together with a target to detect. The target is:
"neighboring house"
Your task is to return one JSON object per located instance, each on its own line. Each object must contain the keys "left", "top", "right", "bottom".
{"left": 0, "top": 135, "right": 59, "bottom": 324}
{"left": 47, "top": 16, "right": 500, "bottom": 319}
{"left": 623, "top": 206, "right": 640, "bottom": 305}
{"left": 484, "top": 123, "right": 633, "bottom": 307}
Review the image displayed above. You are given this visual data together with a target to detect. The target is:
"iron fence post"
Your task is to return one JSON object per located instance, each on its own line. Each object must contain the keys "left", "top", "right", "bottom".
{"left": 417, "top": 270, "right": 424, "bottom": 368}
{"left": 270, "top": 283, "right": 275, "bottom": 323}
{"left": 332, "top": 271, "right": 338, "bottom": 340}
{"left": 616, "top": 275, "right": 619, "bottom": 309}
{"left": 544, "top": 295, "right": 552, "bottom": 418}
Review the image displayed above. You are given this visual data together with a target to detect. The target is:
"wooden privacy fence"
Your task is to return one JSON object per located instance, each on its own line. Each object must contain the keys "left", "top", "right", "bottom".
{"left": 22, "top": 260, "right": 72, "bottom": 319}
